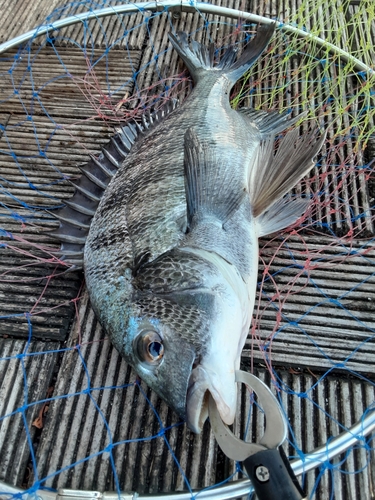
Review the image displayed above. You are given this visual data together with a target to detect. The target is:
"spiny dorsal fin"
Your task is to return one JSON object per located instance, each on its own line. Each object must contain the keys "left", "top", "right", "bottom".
{"left": 239, "top": 109, "right": 307, "bottom": 138}
{"left": 49, "top": 100, "right": 179, "bottom": 270}
{"left": 184, "top": 128, "right": 246, "bottom": 227}
{"left": 250, "top": 126, "right": 326, "bottom": 218}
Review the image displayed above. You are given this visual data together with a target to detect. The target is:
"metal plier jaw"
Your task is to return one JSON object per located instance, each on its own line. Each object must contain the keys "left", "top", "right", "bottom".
{"left": 208, "top": 371, "right": 306, "bottom": 500}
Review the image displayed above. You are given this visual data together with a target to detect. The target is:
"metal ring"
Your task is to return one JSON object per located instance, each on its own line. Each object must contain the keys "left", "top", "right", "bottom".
{"left": 0, "top": 0, "right": 373, "bottom": 77}
{"left": 0, "top": 408, "right": 374, "bottom": 499}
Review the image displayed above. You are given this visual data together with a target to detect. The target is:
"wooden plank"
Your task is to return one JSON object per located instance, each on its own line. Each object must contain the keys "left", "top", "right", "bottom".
{"left": 28, "top": 294, "right": 375, "bottom": 498}
{"left": 241, "top": 237, "right": 375, "bottom": 375}
{"left": 0, "top": 338, "right": 60, "bottom": 486}
{"left": 0, "top": 43, "right": 142, "bottom": 342}
{"left": 0, "top": 0, "right": 147, "bottom": 50}
{"left": 0, "top": 47, "right": 142, "bottom": 119}
{"left": 0, "top": 0, "right": 63, "bottom": 45}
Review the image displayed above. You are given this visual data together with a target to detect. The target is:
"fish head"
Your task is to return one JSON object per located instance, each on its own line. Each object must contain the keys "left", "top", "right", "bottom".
{"left": 120, "top": 292, "right": 206, "bottom": 421}
{"left": 99, "top": 249, "right": 249, "bottom": 433}
{"left": 131, "top": 266, "right": 248, "bottom": 433}
{"left": 125, "top": 281, "right": 244, "bottom": 433}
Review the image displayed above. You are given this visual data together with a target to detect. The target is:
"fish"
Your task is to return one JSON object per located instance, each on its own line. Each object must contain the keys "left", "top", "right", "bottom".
{"left": 50, "top": 24, "right": 325, "bottom": 433}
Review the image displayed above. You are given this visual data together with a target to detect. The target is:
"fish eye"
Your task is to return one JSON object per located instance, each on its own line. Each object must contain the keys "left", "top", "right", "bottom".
{"left": 135, "top": 330, "right": 164, "bottom": 365}
{"left": 148, "top": 341, "right": 163, "bottom": 358}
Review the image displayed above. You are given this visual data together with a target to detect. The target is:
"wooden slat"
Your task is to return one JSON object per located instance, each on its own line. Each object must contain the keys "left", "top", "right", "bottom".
{"left": 26, "top": 292, "right": 375, "bottom": 498}
{"left": 0, "top": 0, "right": 147, "bottom": 50}
{"left": 0, "top": 47, "right": 142, "bottom": 119}
{"left": 246, "top": 236, "right": 375, "bottom": 375}
{"left": 0, "top": 338, "right": 60, "bottom": 486}
{"left": 0, "top": 41, "right": 142, "bottom": 342}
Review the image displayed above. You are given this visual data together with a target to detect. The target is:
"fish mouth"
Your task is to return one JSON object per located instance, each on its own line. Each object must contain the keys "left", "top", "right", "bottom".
{"left": 186, "top": 364, "right": 236, "bottom": 434}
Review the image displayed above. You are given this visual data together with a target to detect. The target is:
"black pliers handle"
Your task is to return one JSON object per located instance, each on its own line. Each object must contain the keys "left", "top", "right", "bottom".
{"left": 208, "top": 371, "right": 306, "bottom": 500}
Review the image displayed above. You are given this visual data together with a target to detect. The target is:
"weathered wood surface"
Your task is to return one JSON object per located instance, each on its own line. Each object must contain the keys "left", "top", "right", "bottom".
{"left": 246, "top": 237, "right": 375, "bottom": 375}
{"left": 0, "top": 338, "right": 61, "bottom": 486}
{"left": 0, "top": 43, "right": 142, "bottom": 341}
{"left": 30, "top": 290, "right": 375, "bottom": 496}
{"left": 0, "top": 0, "right": 147, "bottom": 50}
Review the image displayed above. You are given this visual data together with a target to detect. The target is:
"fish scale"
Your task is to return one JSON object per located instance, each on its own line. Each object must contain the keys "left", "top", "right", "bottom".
{"left": 51, "top": 24, "right": 325, "bottom": 433}
{"left": 134, "top": 249, "right": 219, "bottom": 294}
{"left": 102, "top": 99, "right": 251, "bottom": 265}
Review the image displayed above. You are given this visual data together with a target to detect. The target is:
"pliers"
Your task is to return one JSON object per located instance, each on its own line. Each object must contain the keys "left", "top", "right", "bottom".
{"left": 208, "top": 370, "right": 306, "bottom": 500}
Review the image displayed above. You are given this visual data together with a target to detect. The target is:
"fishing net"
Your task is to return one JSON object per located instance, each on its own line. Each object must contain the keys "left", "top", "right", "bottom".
{"left": 0, "top": 0, "right": 374, "bottom": 498}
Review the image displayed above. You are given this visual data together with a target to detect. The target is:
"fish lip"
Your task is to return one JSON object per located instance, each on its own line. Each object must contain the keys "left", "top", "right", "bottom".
{"left": 186, "top": 365, "right": 235, "bottom": 434}
{"left": 186, "top": 371, "right": 209, "bottom": 434}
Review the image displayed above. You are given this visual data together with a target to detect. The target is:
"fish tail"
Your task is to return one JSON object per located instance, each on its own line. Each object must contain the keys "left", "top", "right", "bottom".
{"left": 168, "top": 24, "right": 275, "bottom": 84}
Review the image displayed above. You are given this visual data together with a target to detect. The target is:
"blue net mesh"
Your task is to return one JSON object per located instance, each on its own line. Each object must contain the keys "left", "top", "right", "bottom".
{"left": 0, "top": 1, "right": 374, "bottom": 498}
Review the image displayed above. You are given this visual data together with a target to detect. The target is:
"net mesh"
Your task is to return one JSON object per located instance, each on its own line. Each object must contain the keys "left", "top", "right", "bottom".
{"left": 0, "top": 0, "right": 374, "bottom": 498}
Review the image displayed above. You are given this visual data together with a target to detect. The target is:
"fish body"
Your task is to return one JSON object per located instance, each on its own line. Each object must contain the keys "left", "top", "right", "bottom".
{"left": 51, "top": 25, "right": 324, "bottom": 432}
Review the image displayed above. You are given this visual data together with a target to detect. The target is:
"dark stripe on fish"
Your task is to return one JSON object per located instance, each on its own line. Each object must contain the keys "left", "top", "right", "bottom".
{"left": 88, "top": 225, "right": 130, "bottom": 252}
{"left": 48, "top": 100, "right": 179, "bottom": 270}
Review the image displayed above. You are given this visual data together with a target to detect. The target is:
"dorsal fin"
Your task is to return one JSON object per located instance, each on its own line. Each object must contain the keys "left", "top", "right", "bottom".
{"left": 48, "top": 99, "right": 179, "bottom": 270}
{"left": 239, "top": 108, "right": 307, "bottom": 138}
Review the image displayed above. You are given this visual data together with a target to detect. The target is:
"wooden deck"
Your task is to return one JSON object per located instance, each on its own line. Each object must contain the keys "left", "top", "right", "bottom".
{"left": 0, "top": 1, "right": 374, "bottom": 499}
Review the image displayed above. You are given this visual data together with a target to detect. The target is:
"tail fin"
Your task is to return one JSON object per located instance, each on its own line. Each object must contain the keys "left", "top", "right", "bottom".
{"left": 168, "top": 23, "right": 275, "bottom": 84}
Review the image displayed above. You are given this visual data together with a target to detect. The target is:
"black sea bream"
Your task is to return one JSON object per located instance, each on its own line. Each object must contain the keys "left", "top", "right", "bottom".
{"left": 51, "top": 24, "right": 325, "bottom": 433}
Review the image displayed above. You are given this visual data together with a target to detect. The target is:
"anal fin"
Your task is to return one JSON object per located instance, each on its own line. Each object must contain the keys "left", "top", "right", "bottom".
{"left": 250, "top": 126, "right": 326, "bottom": 218}
{"left": 256, "top": 197, "right": 310, "bottom": 237}
{"left": 240, "top": 108, "right": 307, "bottom": 138}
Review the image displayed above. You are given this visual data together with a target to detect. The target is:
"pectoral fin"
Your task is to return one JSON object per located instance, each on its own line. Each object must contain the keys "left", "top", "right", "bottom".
{"left": 184, "top": 128, "right": 246, "bottom": 226}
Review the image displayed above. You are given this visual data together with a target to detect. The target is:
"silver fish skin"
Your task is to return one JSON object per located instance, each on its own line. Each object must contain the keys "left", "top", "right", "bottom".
{"left": 83, "top": 24, "right": 325, "bottom": 433}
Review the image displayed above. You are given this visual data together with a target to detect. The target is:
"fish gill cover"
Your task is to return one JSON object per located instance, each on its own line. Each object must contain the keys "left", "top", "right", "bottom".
{"left": 0, "top": 0, "right": 374, "bottom": 498}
